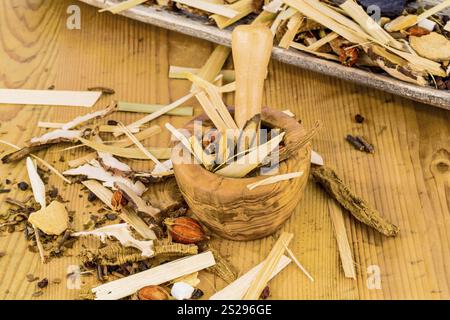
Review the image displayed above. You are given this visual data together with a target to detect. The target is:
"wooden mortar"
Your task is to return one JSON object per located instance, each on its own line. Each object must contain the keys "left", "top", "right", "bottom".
{"left": 172, "top": 108, "right": 311, "bottom": 241}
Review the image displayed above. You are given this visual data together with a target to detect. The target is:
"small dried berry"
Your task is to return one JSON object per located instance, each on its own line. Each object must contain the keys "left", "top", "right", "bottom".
{"left": 260, "top": 286, "right": 270, "bottom": 299}
{"left": 111, "top": 191, "right": 128, "bottom": 210}
{"left": 138, "top": 285, "right": 170, "bottom": 300}
{"left": 191, "top": 288, "right": 204, "bottom": 299}
{"left": 18, "top": 182, "right": 29, "bottom": 191}
{"left": 164, "top": 217, "right": 206, "bottom": 244}
{"left": 87, "top": 192, "right": 97, "bottom": 202}
{"left": 354, "top": 114, "right": 365, "bottom": 123}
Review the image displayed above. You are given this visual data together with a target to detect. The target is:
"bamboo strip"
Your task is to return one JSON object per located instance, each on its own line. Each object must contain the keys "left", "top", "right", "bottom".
{"left": 306, "top": 32, "right": 339, "bottom": 51}
{"left": 117, "top": 101, "right": 193, "bottom": 116}
{"left": 77, "top": 137, "right": 171, "bottom": 160}
{"left": 0, "top": 89, "right": 101, "bottom": 108}
{"left": 69, "top": 125, "right": 162, "bottom": 167}
{"left": 169, "top": 66, "right": 235, "bottom": 82}
{"left": 209, "top": 255, "right": 291, "bottom": 300}
{"left": 243, "top": 232, "right": 293, "bottom": 299}
{"left": 117, "top": 123, "right": 162, "bottom": 166}
{"left": 339, "top": 0, "right": 403, "bottom": 50}
{"left": 116, "top": 92, "right": 196, "bottom": 137}
{"left": 283, "top": 244, "right": 314, "bottom": 282}
{"left": 92, "top": 251, "right": 216, "bottom": 300}
{"left": 211, "top": 0, "right": 254, "bottom": 29}
{"left": 279, "top": 13, "right": 304, "bottom": 48}
{"left": 191, "top": 45, "right": 231, "bottom": 91}
{"left": 215, "top": 132, "right": 285, "bottom": 178}
{"left": 328, "top": 200, "right": 356, "bottom": 279}
{"left": 81, "top": 180, "right": 156, "bottom": 240}
{"left": 246, "top": 172, "right": 303, "bottom": 190}
{"left": 26, "top": 157, "right": 47, "bottom": 263}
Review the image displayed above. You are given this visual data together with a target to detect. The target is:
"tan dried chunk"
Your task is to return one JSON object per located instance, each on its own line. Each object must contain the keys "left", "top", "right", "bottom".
{"left": 28, "top": 201, "right": 68, "bottom": 235}
{"left": 410, "top": 32, "right": 450, "bottom": 62}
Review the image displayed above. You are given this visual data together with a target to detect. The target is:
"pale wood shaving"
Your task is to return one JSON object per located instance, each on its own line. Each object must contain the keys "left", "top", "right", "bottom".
{"left": 246, "top": 171, "right": 303, "bottom": 190}
{"left": 210, "top": 255, "right": 291, "bottom": 300}
{"left": 243, "top": 232, "right": 293, "bottom": 299}
{"left": 91, "top": 251, "right": 216, "bottom": 300}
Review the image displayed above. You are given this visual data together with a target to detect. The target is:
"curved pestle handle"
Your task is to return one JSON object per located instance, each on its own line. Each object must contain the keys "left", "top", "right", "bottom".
{"left": 232, "top": 25, "right": 273, "bottom": 130}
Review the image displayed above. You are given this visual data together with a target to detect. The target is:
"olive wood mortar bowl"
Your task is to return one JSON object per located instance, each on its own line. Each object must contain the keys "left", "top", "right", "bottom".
{"left": 172, "top": 107, "right": 311, "bottom": 241}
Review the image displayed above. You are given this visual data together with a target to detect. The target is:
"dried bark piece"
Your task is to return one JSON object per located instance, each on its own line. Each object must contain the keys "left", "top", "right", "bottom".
{"left": 28, "top": 201, "right": 69, "bottom": 236}
{"left": 1, "top": 129, "right": 91, "bottom": 163}
{"left": 114, "top": 182, "right": 160, "bottom": 221}
{"left": 63, "top": 160, "right": 146, "bottom": 196}
{"left": 312, "top": 166, "right": 399, "bottom": 237}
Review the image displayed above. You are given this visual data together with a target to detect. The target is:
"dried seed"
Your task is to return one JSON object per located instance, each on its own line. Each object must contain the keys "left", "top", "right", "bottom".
{"left": 111, "top": 190, "right": 128, "bottom": 210}
{"left": 191, "top": 288, "right": 204, "bottom": 299}
{"left": 107, "top": 120, "right": 118, "bottom": 126}
{"left": 52, "top": 278, "right": 62, "bottom": 284}
{"left": 17, "top": 182, "right": 29, "bottom": 191}
{"left": 137, "top": 285, "right": 170, "bottom": 300}
{"left": 407, "top": 26, "right": 430, "bottom": 37}
{"left": 164, "top": 217, "right": 206, "bottom": 244}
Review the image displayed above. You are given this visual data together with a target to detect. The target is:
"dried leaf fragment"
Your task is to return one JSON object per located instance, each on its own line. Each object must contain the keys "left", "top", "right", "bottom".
{"left": 28, "top": 201, "right": 69, "bottom": 236}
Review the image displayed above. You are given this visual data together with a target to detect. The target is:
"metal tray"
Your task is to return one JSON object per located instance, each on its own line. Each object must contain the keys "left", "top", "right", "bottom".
{"left": 79, "top": 0, "right": 450, "bottom": 110}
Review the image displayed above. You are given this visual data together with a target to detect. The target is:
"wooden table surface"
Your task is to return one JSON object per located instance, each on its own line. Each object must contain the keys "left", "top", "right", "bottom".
{"left": 0, "top": 0, "right": 449, "bottom": 300}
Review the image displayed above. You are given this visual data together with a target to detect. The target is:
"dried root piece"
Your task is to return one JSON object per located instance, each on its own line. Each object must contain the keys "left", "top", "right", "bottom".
{"left": 80, "top": 241, "right": 197, "bottom": 266}
{"left": 206, "top": 246, "right": 238, "bottom": 284}
{"left": 28, "top": 200, "right": 68, "bottom": 236}
{"left": 80, "top": 244, "right": 146, "bottom": 266}
{"left": 410, "top": 32, "right": 450, "bottom": 62}
{"left": 153, "top": 239, "right": 198, "bottom": 258}
{"left": 312, "top": 166, "right": 399, "bottom": 237}
{"left": 72, "top": 223, "right": 154, "bottom": 257}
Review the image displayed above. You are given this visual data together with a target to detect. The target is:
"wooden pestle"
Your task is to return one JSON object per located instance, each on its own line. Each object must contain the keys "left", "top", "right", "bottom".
{"left": 232, "top": 25, "right": 273, "bottom": 153}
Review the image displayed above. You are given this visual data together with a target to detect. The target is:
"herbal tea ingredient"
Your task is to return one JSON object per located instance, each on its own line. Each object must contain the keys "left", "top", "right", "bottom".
{"left": 95, "top": 0, "right": 450, "bottom": 90}
{"left": 312, "top": 166, "right": 399, "bottom": 237}
{"left": 0, "top": 19, "right": 406, "bottom": 300}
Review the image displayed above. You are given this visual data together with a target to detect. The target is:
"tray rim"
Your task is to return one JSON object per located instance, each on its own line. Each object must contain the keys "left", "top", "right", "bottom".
{"left": 78, "top": 0, "right": 450, "bottom": 110}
